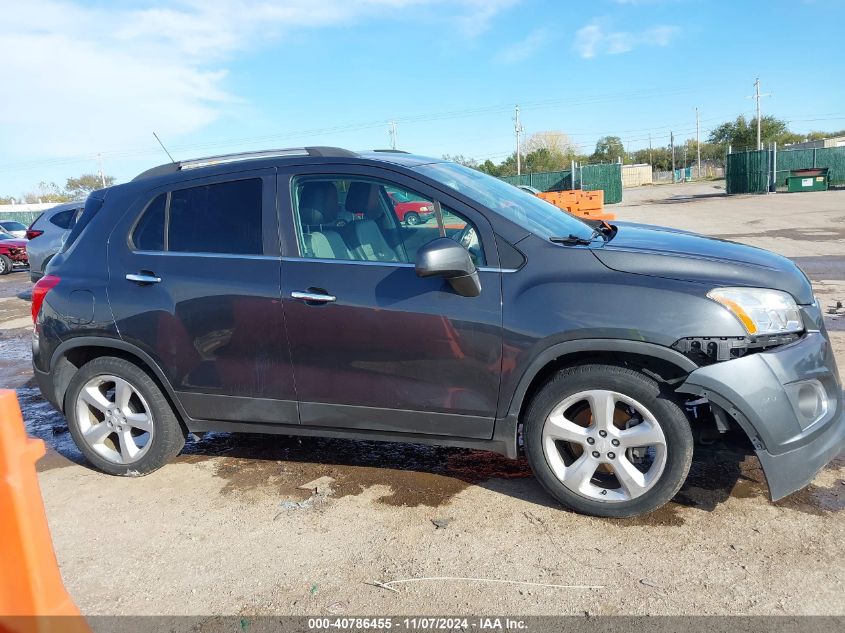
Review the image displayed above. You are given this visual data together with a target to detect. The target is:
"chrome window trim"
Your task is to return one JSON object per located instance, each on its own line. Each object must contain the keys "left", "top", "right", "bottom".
{"left": 132, "top": 250, "right": 278, "bottom": 260}
{"left": 280, "top": 256, "right": 517, "bottom": 273}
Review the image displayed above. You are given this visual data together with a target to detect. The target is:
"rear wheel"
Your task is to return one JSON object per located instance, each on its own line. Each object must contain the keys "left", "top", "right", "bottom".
{"left": 66, "top": 357, "right": 185, "bottom": 475}
{"left": 523, "top": 364, "right": 693, "bottom": 517}
{"left": 0, "top": 255, "right": 11, "bottom": 275}
{"left": 405, "top": 212, "right": 420, "bottom": 226}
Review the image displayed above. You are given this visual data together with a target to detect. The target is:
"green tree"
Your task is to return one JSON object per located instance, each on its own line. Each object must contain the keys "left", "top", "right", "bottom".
{"left": 805, "top": 129, "right": 845, "bottom": 141}
{"left": 708, "top": 115, "right": 802, "bottom": 150}
{"left": 65, "top": 173, "right": 115, "bottom": 200}
{"left": 591, "top": 136, "right": 625, "bottom": 163}
{"left": 477, "top": 159, "right": 501, "bottom": 176}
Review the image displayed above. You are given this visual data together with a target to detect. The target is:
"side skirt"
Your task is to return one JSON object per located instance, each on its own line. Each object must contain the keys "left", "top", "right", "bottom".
{"left": 185, "top": 418, "right": 517, "bottom": 458}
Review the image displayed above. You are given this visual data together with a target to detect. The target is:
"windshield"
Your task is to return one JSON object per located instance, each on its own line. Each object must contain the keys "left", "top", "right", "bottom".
{"left": 0, "top": 221, "right": 26, "bottom": 231}
{"left": 414, "top": 162, "right": 594, "bottom": 240}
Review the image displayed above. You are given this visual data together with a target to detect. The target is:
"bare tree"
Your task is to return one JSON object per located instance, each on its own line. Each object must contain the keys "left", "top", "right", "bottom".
{"left": 523, "top": 131, "right": 578, "bottom": 158}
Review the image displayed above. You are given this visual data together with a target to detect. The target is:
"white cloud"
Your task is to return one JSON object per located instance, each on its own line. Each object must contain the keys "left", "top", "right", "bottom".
{"left": 573, "top": 20, "right": 678, "bottom": 59}
{"left": 495, "top": 28, "right": 550, "bottom": 64}
{"left": 0, "top": 0, "right": 518, "bottom": 166}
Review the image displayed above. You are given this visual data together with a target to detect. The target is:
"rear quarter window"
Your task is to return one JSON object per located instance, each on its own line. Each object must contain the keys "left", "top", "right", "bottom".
{"left": 131, "top": 194, "right": 166, "bottom": 251}
{"left": 49, "top": 209, "right": 80, "bottom": 229}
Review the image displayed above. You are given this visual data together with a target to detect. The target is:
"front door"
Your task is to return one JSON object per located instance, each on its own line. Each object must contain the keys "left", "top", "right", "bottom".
{"left": 107, "top": 169, "right": 298, "bottom": 425}
{"left": 277, "top": 167, "right": 503, "bottom": 439}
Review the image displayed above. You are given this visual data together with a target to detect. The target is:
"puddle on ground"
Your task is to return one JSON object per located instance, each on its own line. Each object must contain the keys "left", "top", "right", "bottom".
{"left": 16, "top": 383, "right": 85, "bottom": 469}
{"left": 0, "top": 329, "right": 35, "bottom": 386}
{"left": 176, "top": 433, "right": 533, "bottom": 507}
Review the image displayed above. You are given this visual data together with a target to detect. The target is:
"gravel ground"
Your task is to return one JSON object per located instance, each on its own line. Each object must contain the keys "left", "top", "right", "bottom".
{"left": 3, "top": 182, "right": 843, "bottom": 619}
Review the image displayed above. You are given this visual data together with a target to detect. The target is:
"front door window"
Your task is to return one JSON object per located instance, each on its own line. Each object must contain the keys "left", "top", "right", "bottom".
{"left": 291, "top": 176, "right": 485, "bottom": 267}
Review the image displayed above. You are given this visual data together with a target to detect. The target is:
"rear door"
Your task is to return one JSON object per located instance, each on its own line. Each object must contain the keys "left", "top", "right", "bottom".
{"left": 277, "top": 164, "right": 503, "bottom": 439}
{"left": 107, "top": 169, "right": 298, "bottom": 426}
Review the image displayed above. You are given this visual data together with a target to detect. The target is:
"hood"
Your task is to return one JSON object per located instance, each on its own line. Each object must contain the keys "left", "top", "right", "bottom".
{"left": 592, "top": 223, "right": 814, "bottom": 304}
{"left": 1, "top": 239, "right": 28, "bottom": 249}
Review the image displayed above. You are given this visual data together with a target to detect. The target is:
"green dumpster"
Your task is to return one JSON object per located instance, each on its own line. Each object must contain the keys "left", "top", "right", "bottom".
{"left": 786, "top": 167, "right": 829, "bottom": 193}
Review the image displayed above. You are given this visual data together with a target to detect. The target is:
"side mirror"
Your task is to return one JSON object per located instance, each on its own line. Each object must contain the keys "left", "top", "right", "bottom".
{"left": 415, "top": 237, "right": 481, "bottom": 297}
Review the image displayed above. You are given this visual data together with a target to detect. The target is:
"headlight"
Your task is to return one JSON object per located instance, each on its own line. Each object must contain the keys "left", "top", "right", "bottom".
{"left": 419, "top": 206, "right": 429, "bottom": 212}
{"left": 707, "top": 287, "right": 803, "bottom": 336}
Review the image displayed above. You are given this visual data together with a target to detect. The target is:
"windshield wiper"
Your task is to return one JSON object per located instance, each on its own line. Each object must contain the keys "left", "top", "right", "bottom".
{"left": 549, "top": 234, "right": 595, "bottom": 246}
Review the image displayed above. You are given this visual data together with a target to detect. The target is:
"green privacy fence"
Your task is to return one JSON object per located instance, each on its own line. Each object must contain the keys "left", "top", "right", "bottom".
{"left": 726, "top": 146, "right": 845, "bottom": 194}
{"left": 500, "top": 162, "right": 623, "bottom": 204}
{"left": 499, "top": 170, "right": 573, "bottom": 191}
{"left": 0, "top": 210, "right": 43, "bottom": 226}
{"left": 726, "top": 150, "right": 771, "bottom": 194}
{"left": 578, "top": 163, "right": 623, "bottom": 204}
{"left": 774, "top": 147, "right": 845, "bottom": 187}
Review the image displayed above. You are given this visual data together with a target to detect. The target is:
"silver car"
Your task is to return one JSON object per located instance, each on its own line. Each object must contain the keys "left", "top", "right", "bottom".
{"left": 0, "top": 220, "right": 29, "bottom": 238}
{"left": 25, "top": 201, "right": 84, "bottom": 282}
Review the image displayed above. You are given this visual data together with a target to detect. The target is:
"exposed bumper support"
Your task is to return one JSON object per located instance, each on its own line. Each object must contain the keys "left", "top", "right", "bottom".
{"left": 678, "top": 331, "right": 844, "bottom": 501}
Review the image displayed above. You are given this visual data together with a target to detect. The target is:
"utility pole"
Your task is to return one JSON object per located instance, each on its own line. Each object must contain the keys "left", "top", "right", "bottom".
{"left": 97, "top": 153, "right": 106, "bottom": 188}
{"left": 513, "top": 104, "right": 524, "bottom": 176}
{"left": 388, "top": 120, "right": 397, "bottom": 150}
{"left": 670, "top": 131, "right": 676, "bottom": 183}
{"left": 683, "top": 143, "right": 688, "bottom": 182}
{"left": 748, "top": 78, "right": 770, "bottom": 151}
{"left": 695, "top": 107, "right": 701, "bottom": 179}
{"left": 648, "top": 133, "right": 653, "bottom": 166}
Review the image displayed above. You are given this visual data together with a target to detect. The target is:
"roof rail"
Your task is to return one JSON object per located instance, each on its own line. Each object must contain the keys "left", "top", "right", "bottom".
{"left": 132, "top": 146, "right": 358, "bottom": 181}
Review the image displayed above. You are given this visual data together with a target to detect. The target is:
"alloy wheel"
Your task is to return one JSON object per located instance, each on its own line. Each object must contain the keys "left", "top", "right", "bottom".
{"left": 541, "top": 389, "right": 667, "bottom": 503}
{"left": 75, "top": 374, "right": 154, "bottom": 464}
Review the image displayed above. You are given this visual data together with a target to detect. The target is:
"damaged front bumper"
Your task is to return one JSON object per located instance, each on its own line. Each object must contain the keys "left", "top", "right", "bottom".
{"left": 678, "top": 325, "right": 844, "bottom": 501}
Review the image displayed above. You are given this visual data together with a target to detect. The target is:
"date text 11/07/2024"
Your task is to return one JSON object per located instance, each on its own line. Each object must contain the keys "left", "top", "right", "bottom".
{"left": 306, "top": 617, "right": 529, "bottom": 630}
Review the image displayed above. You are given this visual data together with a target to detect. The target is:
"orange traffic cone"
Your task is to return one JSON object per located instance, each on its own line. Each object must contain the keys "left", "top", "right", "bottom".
{"left": 0, "top": 389, "right": 89, "bottom": 633}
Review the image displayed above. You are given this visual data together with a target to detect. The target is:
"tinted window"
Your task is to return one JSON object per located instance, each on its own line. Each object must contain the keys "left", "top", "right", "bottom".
{"left": 50, "top": 209, "right": 79, "bottom": 230}
{"left": 168, "top": 179, "right": 262, "bottom": 254}
{"left": 292, "top": 177, "right": 485, "bottom": 266}
{"left": 132, "top": 194, "right": 166, "bottom": 251}
{"left": 0, "top": 221, "right": 27, "bottom": 232}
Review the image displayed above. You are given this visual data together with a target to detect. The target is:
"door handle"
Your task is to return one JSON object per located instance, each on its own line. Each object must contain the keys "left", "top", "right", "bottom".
{"left": 291, "top": 291, "right": 336, "bottom": 304}
{"left": 126, "top": 273, "right": 162, "bottom": 284}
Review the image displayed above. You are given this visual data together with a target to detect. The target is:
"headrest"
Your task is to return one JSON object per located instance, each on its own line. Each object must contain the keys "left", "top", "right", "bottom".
{"left": 345, "top": 182, "right": 384, "bottom": 219}
{"left": 299, "top": 182, "right": 339, "bottom": 222}
{"left": 299, "top": 207, "right": 324, "bottom": 225}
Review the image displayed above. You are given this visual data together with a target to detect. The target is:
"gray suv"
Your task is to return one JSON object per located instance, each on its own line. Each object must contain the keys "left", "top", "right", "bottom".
{"left": 26, "top": 201, "right": 84, "bottom": 282}
{"left": 30, "top": 147, "right": 844, "bottom": 518}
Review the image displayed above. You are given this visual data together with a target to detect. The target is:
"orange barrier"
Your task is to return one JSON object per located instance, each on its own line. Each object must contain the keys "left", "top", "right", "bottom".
{"left": 0, "top": 390, "right": 88, "bottom": 633}
{"left": 538, "top": 189, "right": 616, "bottom": 221}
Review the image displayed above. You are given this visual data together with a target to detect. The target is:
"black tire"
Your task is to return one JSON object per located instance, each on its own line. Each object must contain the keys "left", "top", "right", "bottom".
{"left": 523, "top": 364, "right": 693, "bottom": 518}
{"left": 65, "top": 356, "right": 186, "bottom": 476}
{"left": 0, "top": 255, "right": 11, "bottom": 275}
{"left": 405, "top": 212, "right": 420, "bottom": 226}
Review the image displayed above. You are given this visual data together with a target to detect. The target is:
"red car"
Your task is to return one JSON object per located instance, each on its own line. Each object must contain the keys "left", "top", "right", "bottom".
{"left": 0, "top": 233, "right": 28, "bottom": 275}
{"left": 385, "top": 187, "right": 435, "bottom": 226}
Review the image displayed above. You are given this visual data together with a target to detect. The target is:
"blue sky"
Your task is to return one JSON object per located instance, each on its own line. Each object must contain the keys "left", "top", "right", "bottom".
{"left": 1, "top": 0, "right": 844, "bottom": 196}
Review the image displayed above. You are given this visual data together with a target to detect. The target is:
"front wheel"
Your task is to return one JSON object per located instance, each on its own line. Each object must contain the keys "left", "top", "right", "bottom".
{"left": 405, "top": 212, "right": 420, "bottom": 226}
{"left": 0, "top": 255, "right": 11, "bottom": 275}
{"left": 523, "top": 364, "right": 693, "bottom": 518}
{"left": 66, "top": 357, "right": 186, "bottom": 476}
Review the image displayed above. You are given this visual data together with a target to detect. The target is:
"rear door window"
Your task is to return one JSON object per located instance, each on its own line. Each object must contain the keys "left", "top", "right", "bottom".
{"left": 168, "top": 179, "right": 262, "bottom": 254}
